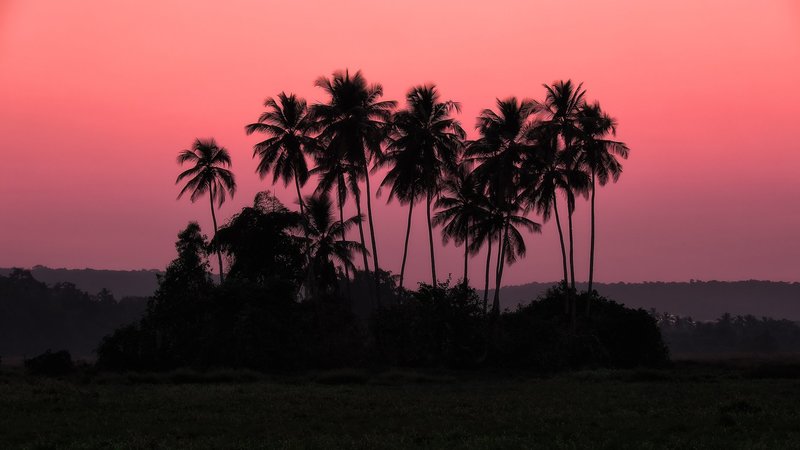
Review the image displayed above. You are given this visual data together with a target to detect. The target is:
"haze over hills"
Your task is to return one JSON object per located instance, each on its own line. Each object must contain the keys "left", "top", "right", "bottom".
{"left": 2, "top": 266, "right": 799, "bottom": 321}
{"left": 492, "top": 281, "right": 800, "bottom": 321}
{"left": 0, "top": 266, "right": 161, "bottom": 298}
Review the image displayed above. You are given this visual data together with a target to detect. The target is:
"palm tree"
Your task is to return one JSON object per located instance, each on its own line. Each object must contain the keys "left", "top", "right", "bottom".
{"left": 176, "top": 138, "right": 236, "bottom": 283}
{"left": 537, "top": 80, "right": 588, "bottom": 291}
{"left": 468, "top": 98, "right": 540, "bottom": 317}
{"left": 311, "top": 69, "right": 396, "bottom": 305}
{"left": 310, "top": 153, "right": 361, "bottom": 281}
{"left": 521, "top": 127, "right": 589, "bottom": 292}
{"left": 299, "top": 193, "right": 367, "bottom": 296}
{"left": 381, "top": 85, "right": 465, "bottom": 286}
{"left": 433, "top": 163, "right": 481, "bottom": 289}
{"left": 245, "top": 92, "right": 316, "bottom": 215}
{"left": 576, "top": 102, "right": 629, "bottom": 302}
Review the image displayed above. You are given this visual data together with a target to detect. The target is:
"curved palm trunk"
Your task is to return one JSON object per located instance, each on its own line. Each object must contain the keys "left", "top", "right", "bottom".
{"left": 587, "top": 170, "right": 597, "bottom": 315}
{"left": 492, "top": 221, "right": 509, "bottom": 317}
{"left": 483, "top": 238, "right": 492, "bottom": 315}
{"left": 552, "top": 192, "right": 569, "bottom": 315}
{"left": 209, "top": 193, "right": 224, "bottom": 284}
{"left": 353, "top": 190, "right": 370, "bottom": 274}
{"left": 463, "top": 220, "right": 469, "bottom": 289}
{"left": 567, "top": 194, "right": 577, "bottom": 331}
{"left": 567, "top": 194, "right": 576, "bottom": 291}
{"left": 552, "top": 192, "right": 569, "bottom": 287}
{"left": 294, "top": 175, "right": 306, "bottom": 215}
{"left": 426, "top": 191, "right": 437, "bottom": 285}
{"left": 399, "top": 197, "right": 414, "bottom": 289}
{"left": 338, "top": 195, "right": 352, "bottom": 298}
{"left": 362, "top": 166, "right": 381, "bottom": 307}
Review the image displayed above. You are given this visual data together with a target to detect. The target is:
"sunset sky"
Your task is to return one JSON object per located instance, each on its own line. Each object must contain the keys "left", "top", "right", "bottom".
{"left": 1, "top": 1, "right": 798, "bottom": 285}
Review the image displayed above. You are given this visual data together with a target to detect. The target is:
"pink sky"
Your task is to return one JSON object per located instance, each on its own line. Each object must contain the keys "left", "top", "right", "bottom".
{"left": 1, "top": 1, "right": 798, "bottom": 285}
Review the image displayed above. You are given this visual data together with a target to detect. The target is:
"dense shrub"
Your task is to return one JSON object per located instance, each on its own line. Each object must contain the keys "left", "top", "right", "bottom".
{"left": 497, "top": 286, "right": 669, "bottom": 370}
{"left": 25, "top": 349, "right": 74, "bottom": 376}
{"left": 373, "top": 281, "right": 486, "bottom": 368}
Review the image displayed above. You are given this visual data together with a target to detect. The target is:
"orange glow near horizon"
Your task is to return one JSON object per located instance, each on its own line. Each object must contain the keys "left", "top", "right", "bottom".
{"left": 1, "top": 1, "right": 799, "bottom": 284}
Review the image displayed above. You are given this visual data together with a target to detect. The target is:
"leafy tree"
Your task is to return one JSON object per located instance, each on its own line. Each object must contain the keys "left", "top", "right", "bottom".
{"left": 213, "top": 191, "right": 304, "bottom": 290}
{"left": 312, "top": 69, "right": 396, "bottom": 305}
{"left": 176, "top": 138, "right": 237, "bottom": 283}
{"left": 381, "top": 85, "right": 465, "bottom": 286}
{"left": 245, "top": 92, "right": 317, "bottom": 215}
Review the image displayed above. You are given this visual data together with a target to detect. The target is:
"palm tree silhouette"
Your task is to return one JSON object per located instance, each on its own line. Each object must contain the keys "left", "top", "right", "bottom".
{"left": 433, "top": 163, "right": 481, "bottom": 289}
{"left": 312, "top": 69, "right": 396, "bottom": 305}
{"left": 299, "top": 193, "right": 367, "bottom": 296}
{"left": 176, "top": 138, "right": 236, "bottom": 283}
{"left": 468, "top": 98, "right": 541, "bottom": 316}
{"left": 381, "top": 85, "right": 465, "bottom": 286}
{"left": 245, "top": 92, "right": 316, "bottom": 215}
{"left": 537, "top": 80, "right": 588, "bottom": 291}
{"left": 522, "top": 126, "right": 589, "bottom": 292}
{"left": 576, "top": 102, "right": 628, "bottom": 304}
{"left": 310, "top": 153, "right": 361, "bottom": 283}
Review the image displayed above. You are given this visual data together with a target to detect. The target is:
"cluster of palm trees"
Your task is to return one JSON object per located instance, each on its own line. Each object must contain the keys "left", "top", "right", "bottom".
{"left": 176, "top": 70, "right": 629, "bottom": 318}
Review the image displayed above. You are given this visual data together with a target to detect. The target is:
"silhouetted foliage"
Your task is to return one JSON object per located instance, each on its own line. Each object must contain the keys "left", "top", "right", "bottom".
{"left": 656, "top": 311, "right": 800, "bottom": 355}
{"left": 24, "top": 350, "right": 74, "bottom": 376}
{"left": 373, "top": 281, "right": 484, "bottom": 368}
{"left": 0, "top": 268, "right": 147, "bottom": 357}
{"left": 497, "top": 286, "right": 669, "bottom": 370}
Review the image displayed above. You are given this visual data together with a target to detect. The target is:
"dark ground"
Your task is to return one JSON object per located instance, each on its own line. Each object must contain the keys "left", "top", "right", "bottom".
{"left": 2, "top": 360, "right": 800, "bottom": 449}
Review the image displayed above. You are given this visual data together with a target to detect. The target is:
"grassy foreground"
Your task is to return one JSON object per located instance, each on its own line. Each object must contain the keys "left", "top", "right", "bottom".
{"left": 2, "top": 364, "right": 800, "bottom": 449}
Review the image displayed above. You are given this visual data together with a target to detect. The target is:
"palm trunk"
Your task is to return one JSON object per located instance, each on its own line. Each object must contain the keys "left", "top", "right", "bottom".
{"left": 209, "top": 193, "right": 224, "bottom": 284}
{"left": 552, "top": 192, "right": 569, "bottom": 287}
{"left": 426, "top": 191, "right": 437, "bottom": 285}
{"left": 463, "top": 220, "right": 469, "bottom": 289}
{"left": 587, "top": 170, "right": 597, "bottom": 315}
{"left": 363, "top": 164, "right": 381, "bottom": 307}
{"left": 483, "top": 238, "right": 492, "bottom": 315}
{"left": 567, "top": 194, "right": 576, "bottom": 291}
{"left": 399, "top": 197, "right": 414, "bottom": 289}
{"left": 492, "top": 222, "right": 509, "bottom": 317}
{"left": 353, "top": 190, "right": 370, "bottom": 274}
{"left": 553, "top": 192, "right": 569, "bottom": 315}
{"left": 567, "top": 194, "right": 576, "bottom": 332}
{"left": 294, "top": 175, "right": 305, "bottom": 215}
{"left": 338, "top": 194, "right": 352, "bottom": 298}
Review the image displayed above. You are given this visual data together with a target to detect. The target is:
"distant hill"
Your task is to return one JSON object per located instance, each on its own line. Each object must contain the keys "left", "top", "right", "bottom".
{"left": 0, "top": 266, "right": 161, "bottom": 298}
{"left": 489, "top": 281, "right": 800, "bottom": 321}
{"left": 2, "top": 267, "right": 798, "bottom": 321}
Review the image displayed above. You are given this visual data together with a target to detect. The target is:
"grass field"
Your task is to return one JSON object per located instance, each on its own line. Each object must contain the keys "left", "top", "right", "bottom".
{"left": 2, "top": 363, "right": 800, "bottom": 449}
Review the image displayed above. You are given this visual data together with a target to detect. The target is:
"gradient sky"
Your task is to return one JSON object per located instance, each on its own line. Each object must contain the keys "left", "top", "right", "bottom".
{"left": 1, "top": 1, "right": 799, "bottom": 285}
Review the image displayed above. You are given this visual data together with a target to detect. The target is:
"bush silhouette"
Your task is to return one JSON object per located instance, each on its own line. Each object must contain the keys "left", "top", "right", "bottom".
{"left": 25, "top": 350, "right": 74, "bottom": 376}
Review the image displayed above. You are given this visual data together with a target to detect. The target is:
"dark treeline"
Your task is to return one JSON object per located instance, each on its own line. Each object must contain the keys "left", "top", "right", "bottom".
{"left": 656, "top": 312, "right": 800, "bottom": 356}
{"left": 0, "top": 269, "right": 147, "bottom": 357}
{"left": 96, "top": 198, "right": 668, "bottom": 371}
{"left": 0, "top": 266, "right": 160, "bottom": 299}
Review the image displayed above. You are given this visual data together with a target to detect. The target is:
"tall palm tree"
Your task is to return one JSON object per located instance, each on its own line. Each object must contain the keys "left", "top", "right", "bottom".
{"left": 245, "top": 92, "right": 316, "bottom": 215}
{"left": 433, "top": 163, "right": 481, "bottom": 289}
{"left": 521, "top": 127, "right": 589, "bottom": 292}
{"left": 176, "top": 138, "right": 237, "bottom": 283}
{"left": 468, "top": 98, "right": 540, "bottom": 317}
{"left": 576, "top": 102, "right": 629, "bottom": 301}
{"left": 381, "top": 85, "right": 465, "bottom": 286}
{"left": 312, "top": 69, "right": 396, "bottom": 305}
{"left": 299, "top": 193, "right": 367, "bottom": 296}
{"left": 537, "top": 80, "right": 588, "bottom": 291}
